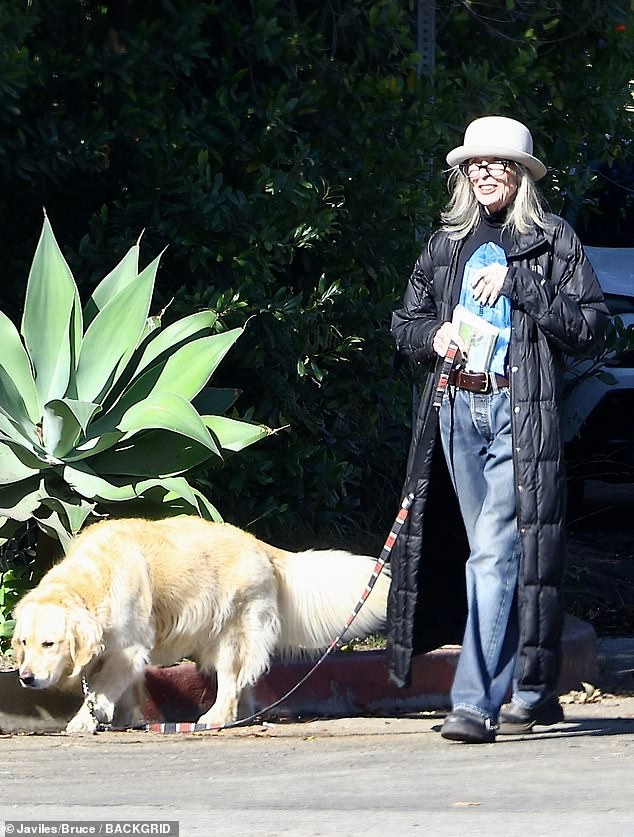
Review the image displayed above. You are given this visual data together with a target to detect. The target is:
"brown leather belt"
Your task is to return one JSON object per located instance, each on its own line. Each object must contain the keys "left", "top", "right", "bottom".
{"left": 448, "top": 369, "right": 509, "bottom": 393}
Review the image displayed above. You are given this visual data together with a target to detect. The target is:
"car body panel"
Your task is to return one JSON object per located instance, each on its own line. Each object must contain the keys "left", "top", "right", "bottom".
{"left": 562, "top": 246, "right": 634, "bottom": 482}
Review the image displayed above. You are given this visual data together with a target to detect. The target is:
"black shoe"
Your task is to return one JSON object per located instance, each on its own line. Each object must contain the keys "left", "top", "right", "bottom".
{"left": 441, "top": 711, "right": 496, "bottom": 744}
{"left": 497, "top": 695, "right": 564, "bottom": 734}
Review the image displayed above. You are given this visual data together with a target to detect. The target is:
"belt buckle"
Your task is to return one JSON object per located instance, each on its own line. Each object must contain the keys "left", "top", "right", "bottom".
{"left": 478, "top": 374, "right": 491, "bottom": 393}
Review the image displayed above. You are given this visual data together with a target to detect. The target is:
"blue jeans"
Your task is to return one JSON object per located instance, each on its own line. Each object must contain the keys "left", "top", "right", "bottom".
{"left": 439, "top": 386, "right": 544, "bottom": 721}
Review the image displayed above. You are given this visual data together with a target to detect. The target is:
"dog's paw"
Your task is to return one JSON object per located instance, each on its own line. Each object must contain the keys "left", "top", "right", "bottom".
{"left": 65, "top": 711, "right": 98, "bottom": 735}
{"left": 196, "top": 709, "right": 234, "bottom": 729}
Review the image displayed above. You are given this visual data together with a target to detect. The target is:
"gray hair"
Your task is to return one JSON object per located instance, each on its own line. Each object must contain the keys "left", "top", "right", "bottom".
{"left": 440, "top": 164, "right": 551, "bottom": 238}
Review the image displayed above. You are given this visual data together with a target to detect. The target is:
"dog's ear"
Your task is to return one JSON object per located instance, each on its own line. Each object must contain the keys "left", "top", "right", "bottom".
{"left": 67, "top": 609, "right": 104, "bottom": 676}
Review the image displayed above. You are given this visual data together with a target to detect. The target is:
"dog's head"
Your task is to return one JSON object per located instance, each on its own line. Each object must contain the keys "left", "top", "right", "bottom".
{"left": 11, "top": 601, "right": 104, "bottom": 689}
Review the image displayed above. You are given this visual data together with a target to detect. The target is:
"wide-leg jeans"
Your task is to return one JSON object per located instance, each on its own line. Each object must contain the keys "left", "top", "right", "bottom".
{"left": 439, "top": 386, "right": 521, "bottom": 722}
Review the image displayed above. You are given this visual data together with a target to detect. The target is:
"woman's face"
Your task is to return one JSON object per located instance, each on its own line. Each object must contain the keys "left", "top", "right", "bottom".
{"left": 464, "top": 158, "right": 519, "bottom": 214}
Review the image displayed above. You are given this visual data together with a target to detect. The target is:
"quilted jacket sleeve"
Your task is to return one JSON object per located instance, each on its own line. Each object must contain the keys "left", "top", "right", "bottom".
{"left": 391, "top": 239, "right": 443, "bottom": 363}
{"left": 502, "top": 217, "right": 609, "bottom": 357}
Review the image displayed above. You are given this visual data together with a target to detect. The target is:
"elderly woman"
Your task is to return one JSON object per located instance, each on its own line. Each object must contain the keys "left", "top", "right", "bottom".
{"left": 388, "top": 116, "right": 608, "bottom": 743}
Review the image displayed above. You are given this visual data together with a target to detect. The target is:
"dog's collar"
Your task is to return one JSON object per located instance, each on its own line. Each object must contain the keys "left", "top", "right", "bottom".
{"left": 81, "top": 675, "right": 98, "bottom": 724}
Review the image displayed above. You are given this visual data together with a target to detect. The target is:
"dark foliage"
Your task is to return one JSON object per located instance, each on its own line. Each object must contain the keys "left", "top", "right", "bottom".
{"left": 0, "top": 0, "right": 632, "bottom": 549}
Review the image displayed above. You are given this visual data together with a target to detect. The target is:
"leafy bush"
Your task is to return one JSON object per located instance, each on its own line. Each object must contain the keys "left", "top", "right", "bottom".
{"left": 0, "top": 526, "right": 39, "bottom": 655}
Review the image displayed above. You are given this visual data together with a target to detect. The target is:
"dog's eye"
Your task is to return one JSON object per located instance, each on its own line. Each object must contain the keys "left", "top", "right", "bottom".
{"left": 41, "top": 641, "right": 55, "bottom": 648}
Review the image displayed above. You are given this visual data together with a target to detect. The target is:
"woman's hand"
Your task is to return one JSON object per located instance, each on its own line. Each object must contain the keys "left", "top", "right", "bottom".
{"left": 433, "top": 321, "right": 466, "bottom": 359}
{"left": 471, "top": 263, "right": 508, "bottom": 306}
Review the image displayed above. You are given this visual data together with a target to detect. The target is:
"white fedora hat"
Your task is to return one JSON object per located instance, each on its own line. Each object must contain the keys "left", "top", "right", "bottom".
{"left": 446, "top": 116, "right": 547, "bottom": 181}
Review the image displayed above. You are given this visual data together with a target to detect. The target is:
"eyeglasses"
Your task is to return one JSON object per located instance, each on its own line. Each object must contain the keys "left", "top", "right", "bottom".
{"left": 460, "top": 160, "right": 513, "bottom": 180}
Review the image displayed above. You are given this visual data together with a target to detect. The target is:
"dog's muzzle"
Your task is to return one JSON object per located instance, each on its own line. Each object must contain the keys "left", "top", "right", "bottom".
{"left": 18, "top": 671, "right": 42, "bottom": 688}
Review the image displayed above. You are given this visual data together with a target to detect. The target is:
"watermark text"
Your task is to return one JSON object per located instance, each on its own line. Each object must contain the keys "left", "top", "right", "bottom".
{"left": 4, "top": 822, "right": 178, "bottom": 836}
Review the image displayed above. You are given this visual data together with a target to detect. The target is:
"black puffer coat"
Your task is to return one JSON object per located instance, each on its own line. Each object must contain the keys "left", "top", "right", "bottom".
{"left": 387, "top": 214, "right": 609, "bottom": 689}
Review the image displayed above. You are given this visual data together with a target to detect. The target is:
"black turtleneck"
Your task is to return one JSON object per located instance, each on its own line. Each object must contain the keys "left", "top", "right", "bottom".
{"left": 454, "top": 206, "right": 514, "bottom": 302}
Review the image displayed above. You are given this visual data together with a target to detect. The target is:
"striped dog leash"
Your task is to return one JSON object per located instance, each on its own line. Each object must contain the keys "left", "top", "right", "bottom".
{"left": 432, "top": 340, "right": 459, "bottom": 409}
{"left": 146, "top": 491, "right": 415, "bottom": 734}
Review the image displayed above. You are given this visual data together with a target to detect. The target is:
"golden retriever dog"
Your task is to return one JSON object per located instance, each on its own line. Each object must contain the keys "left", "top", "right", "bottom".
{"left": 11, "top": 517, "right": 390, "bottom": 733}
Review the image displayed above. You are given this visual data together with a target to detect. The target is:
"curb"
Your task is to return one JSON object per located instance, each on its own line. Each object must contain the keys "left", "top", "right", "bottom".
{"left": 142, "top": 614, "right": 597, "bottom": 722}
{"left": 0, "top": 614, "right": 597, "bottom": 732}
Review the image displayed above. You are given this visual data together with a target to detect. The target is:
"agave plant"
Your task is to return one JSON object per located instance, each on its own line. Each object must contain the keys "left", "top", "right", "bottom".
{"left": 0, "top": 213, "right": 272, "bottom": 552}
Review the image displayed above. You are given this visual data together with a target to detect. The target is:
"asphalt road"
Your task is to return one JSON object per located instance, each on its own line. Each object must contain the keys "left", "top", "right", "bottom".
{"left": 2, "top": 693, "right": 634, "bottom": 837}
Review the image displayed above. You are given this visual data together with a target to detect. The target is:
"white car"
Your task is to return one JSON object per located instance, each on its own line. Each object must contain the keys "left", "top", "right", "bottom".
{"left": 563, "top": 246, "right": 634, "bottom": 487}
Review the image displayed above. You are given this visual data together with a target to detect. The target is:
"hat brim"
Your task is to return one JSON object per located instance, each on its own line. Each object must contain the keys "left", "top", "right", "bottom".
{"left": 446, "top": 144, "right": 547, "bottom": 181}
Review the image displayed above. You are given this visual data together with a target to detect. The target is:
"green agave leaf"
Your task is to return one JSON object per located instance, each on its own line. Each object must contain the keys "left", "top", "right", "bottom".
{"left": 96, "top": 481, "right": 221, "bottom": 522}
{"left": 75, "top": 253, "right": 160, "bottom": 403}
{"left": 87, "top": 367, "right": 161, "bottom": 436}
{"left": 62, "top": 465, "right": 208, "bottom": 515}
{"left": 95, "top": 329, "right": 244, "bottom": 435}
{"left": 138, "top": 315, "right": 161, "bottom": 344}
{"left": 139, "top": 476, "right": 201, "bottom": 511}
{"left": 129, "top": 477, "right": 221, "bottom": 520}
{"left": 63, "top": 464, "right": 141, "bottom": 502}
{"left": 96, "top": 310, "right": 219, "bottom": 420}
{"left": 89, "top": 323, "right": 158, "bottom": 420}
{"left": 132, "top": 310, "right": 218, "bottom": 375}
{"left": 119, "top": 392, "right": 222, "bottom": 457}
{"left": 65, "top": 429, "right": 125, "bottom": 461}
{"left": 0, "top": 310, "right": 40, "bottom": 422}
{"left": 0, "top": 476, "right": 43, "bottom": 521}
{"left": 80, "top": 301, "right": 164, "bottom": 420}
{"left": 89, "top": 429, "right": 216, "bottom": 477}
{"left": 0, "top": 366, "right": 37, "bottom": 439}
{"left": 0, "top": 442, "right": 41, "bottom": 484}
{"left": 0, "top": 410, "right": 40, "bottom": 454}
{"left": 152, "top": 329, "right": 243, "bottom": 401}
{"left": 32, "top": 508, "right": 73, "bottom": 554}
{"left": 21, "top": 215, "right": 82, "bottom": 405}
{"left": 39, "top": 489, "right": 96, "bottom": 537}
{"left": 90, "top": 327, "right": 242, "bottom": 437}
{"left": 0, "top": 436, "right": 47, "bottom": 471}
{"left": 42, "top": 398, "right": 101, "bottom": 459}
{"left": 83, "top": 241, "right": 140, "bottom": 326}
{"left": 204, "top": 415, "right": 273, "bottom": 452}
{"left": 192, "top": 488, "right": 223, "bottom": 521}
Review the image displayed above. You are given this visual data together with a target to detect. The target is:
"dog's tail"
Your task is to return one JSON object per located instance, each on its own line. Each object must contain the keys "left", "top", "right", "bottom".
{"left": 272, "top": 549, "right": 390, "bottom": 660}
